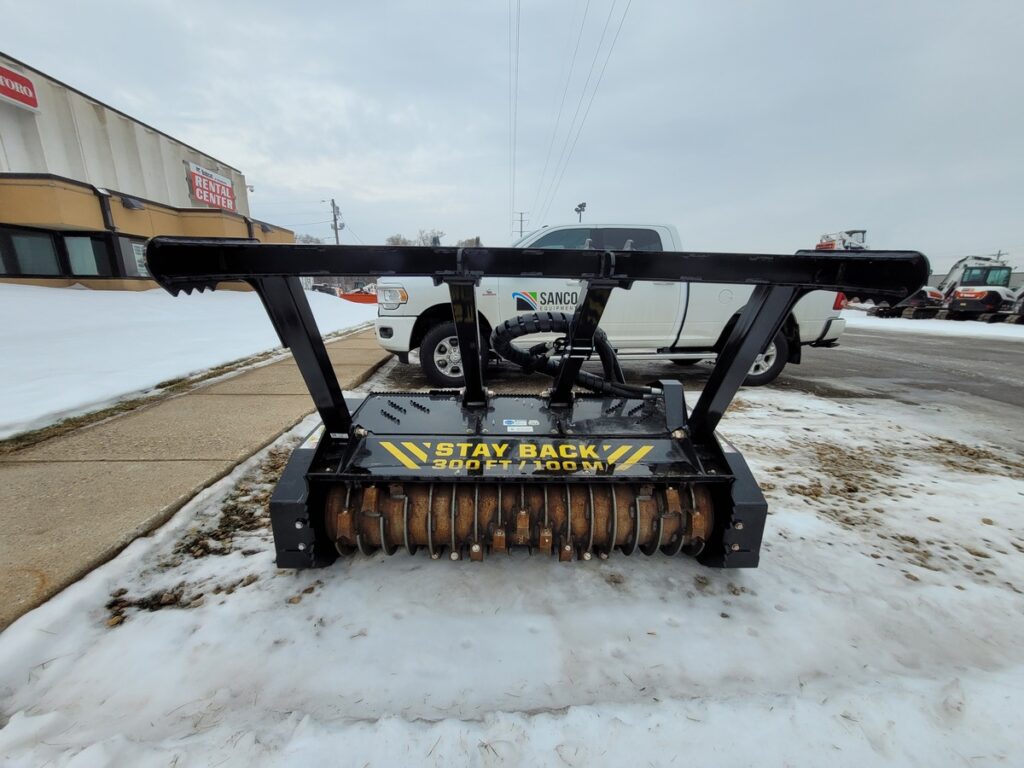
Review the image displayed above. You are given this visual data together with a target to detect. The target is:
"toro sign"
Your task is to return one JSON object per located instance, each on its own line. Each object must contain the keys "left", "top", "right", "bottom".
{"left": 187, "top": 162, "right": 236, "bottom": 212}
{"left": 0, "top": 65, "right": 39, "bottom": 111}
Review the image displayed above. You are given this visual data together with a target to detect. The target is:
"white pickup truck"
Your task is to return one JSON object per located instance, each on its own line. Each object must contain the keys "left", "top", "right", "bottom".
{"left": 374, "top": 224, "right": 846, "bottom": 386}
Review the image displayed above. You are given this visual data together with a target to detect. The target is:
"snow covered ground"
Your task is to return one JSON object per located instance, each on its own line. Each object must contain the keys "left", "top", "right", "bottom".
{"left": 1, "top": 385, "right": 1022, "bottom": 766}
{"left": 843, "top": 309, "right": 1024, "bottom": 340}
{"left": 0, "top": 284, "right": 377, "bottom": 439}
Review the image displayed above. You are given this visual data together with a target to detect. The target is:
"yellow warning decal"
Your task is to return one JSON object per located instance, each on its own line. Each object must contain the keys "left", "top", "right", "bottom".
{"left": 375, "top": 440, "right": 657, "bottom": 473}
{"left": 401, "top": 441, "right": 429, "bottom": 462}
{"left": 605, "top": 445, "right": 633, "bottom": 465}
{"left": 617, "top": 445, "right": 653, "bottom": 469}
{"left": 379, "top": 441, "right": 419, "bottom": 469}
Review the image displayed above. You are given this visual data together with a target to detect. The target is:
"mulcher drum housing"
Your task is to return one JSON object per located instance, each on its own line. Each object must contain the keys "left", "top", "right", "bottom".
{"left": 146, "top": 239, "right": 928, "bottom": 569}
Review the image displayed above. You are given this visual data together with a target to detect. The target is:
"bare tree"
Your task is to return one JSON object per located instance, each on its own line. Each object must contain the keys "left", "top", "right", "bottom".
{"left": 387, "top": 230, "right": 475, "bottom": 247}
{"left": 416, "top": 229, "right": 445, "bottom": 246}
{"left": 295, "top": 233, "right": 325, "bottom": 245}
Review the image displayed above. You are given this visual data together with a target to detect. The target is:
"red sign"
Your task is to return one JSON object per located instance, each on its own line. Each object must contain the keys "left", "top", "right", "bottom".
{"left": 188, "top": 162, "right": 236, "bottom": 212}
{"left": 0, "top": 65, "right": 39, "bottom": 110}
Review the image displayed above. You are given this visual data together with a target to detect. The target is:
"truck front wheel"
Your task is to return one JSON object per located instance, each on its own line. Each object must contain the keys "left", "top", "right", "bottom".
{"left": 743, "top": 333, "right": 788, "bottom": 386}
{"left": 420, "top": 322, "right": 486, "bottom": 387}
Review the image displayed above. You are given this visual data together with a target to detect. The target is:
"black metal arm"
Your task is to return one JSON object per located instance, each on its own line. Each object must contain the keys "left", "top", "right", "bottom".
{"left": 250, "top": 276, "right": 352, "bottom": 435}
{"left": 147, "top": 239, "right": 928, "bottom": 302}
{"left": 147, "top": 238, "right": 929, "bottom": 437}
{"left": 442, "top": 277, "right": 487, "bottom": 408}
{"left": 689, "top": 284, "right": 801, "bottom": 441}
{"left": 548, "top": 256, "right": 633, "bottom": 406}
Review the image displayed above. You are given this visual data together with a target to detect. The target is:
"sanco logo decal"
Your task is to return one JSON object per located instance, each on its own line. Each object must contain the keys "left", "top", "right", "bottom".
{"left": 512, "top": 289, "right": 579, "bottom": 312}
{"left": 513, "top": 291, "right": 539, "bottom": 310}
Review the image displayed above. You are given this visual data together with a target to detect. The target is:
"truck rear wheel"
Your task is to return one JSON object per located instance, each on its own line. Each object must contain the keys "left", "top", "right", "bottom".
{"left": 420, "top": 322, "right": 487, "bottom": 387}
{"left": 743, "top": 333, "right": 788, "bottom": 386}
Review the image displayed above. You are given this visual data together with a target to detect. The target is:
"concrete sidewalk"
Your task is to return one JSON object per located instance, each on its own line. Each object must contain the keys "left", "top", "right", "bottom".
{"left": 0, "top": 329, "right": 388, "bottom": 630}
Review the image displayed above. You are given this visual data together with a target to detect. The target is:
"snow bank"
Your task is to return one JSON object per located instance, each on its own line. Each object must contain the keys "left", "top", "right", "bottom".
{"left": 0, "top": 283, "right": 377, "bottom": 438}
{"left": 1, "top": 389, "right": 1022, "bottom": 766}
{"left": 843, "top": 309, "right": 1024, "bottom": 339}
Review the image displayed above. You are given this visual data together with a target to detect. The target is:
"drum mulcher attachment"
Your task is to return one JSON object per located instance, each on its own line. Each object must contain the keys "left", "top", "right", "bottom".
{"left": 146, "top": 239, "right": 928, "bottom": 569}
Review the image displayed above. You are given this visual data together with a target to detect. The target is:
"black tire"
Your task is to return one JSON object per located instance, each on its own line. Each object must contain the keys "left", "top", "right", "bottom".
{"left": 743, "top": 332, "right": 788, "bottom": 386}
{"left": 419, "top": 322, "right": 486, "bottom": 387}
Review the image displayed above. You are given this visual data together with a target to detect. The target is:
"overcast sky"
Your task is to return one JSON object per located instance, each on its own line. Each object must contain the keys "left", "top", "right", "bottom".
{"left": 4, "top": 0, "right": 1022, "bottom": 268}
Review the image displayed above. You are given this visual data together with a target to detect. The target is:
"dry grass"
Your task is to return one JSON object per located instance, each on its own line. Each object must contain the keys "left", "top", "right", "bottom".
{"left": 104, "top": 444, "right": 295, "bottom": 627}
{"left": 169, "top": 445, "right": 291, "bottom": 562}
{"left": 775, "top": 437, "right": 1023, "bottom": 586}
{"left": 925, "top": 440, "right": 1024, "bottom": 479}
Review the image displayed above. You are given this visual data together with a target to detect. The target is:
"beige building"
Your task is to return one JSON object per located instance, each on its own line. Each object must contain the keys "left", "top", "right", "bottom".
{"left": 0, "top": 52, "right": 291, "bottom": 289}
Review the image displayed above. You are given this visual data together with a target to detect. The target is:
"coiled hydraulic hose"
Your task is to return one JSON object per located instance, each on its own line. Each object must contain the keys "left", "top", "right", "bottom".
{"left": 489, "top": 312, "right": 655, "bottom": 397}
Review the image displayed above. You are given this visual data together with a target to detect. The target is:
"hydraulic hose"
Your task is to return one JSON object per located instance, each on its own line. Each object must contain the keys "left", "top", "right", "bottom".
{"left": 489, "top": 312, "right": 654, "bottom": 397}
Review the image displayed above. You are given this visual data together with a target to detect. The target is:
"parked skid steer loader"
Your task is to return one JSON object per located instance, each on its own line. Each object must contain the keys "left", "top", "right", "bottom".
{"left": 146, "top": 239, "right": 928, "bottom": 569}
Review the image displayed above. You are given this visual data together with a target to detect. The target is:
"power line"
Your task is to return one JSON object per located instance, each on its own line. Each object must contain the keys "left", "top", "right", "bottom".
{"left": 509, "top": 0, "right": 522, "bottom": 241}
{"left": 513, "top": 0, "right": 522, "bottom": 228}
{"left": 541, "top": 0, "right": 633, "bottom": 222}
{"left": 529, "top": 0, "right": 591, "bottom": 222}
{"left": 260, "top": 210, "right": 329, "bottom": 218}
{"left": 255, "top": 200, "right": 335, "bottom": 210}
{"left": 507, "top": 0, "right": 514, "bottom": 242}
{"left": 280, "top": 219, "right": 333, "bottom": 227}
{"left": 538, "top": 0, "right": 620, "bottom": 223}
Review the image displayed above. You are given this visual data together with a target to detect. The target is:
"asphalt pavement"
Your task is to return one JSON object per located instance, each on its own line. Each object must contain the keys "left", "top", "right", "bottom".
{"left": 373, "top": 327, "right": 1024, "bottom": 450}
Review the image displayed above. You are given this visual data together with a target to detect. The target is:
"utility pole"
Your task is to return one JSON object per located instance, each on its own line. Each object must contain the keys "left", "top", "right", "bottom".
{"left": 574, "top": 201, "right": 587, "bottom": 222}
{"left": 325, "top": 198, "right": 344, "bottom": 244}
{"left": 514, "top": 211, "right": 528, "bottom": 239}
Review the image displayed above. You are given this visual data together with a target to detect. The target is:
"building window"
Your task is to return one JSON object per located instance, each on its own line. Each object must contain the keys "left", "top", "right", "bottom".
{"left": 114, "top": 238, "right": 150, "bottom": 277}
{"left": 65, "top": 236, "right": 114, "bottom": 277}
{"left": 11, "top": 233, "right": 61, "bottom": 275}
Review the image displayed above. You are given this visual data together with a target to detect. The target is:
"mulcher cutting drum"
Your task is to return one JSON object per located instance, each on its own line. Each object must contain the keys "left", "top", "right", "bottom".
{"left": 147, "top": 238, "right": 928, "bottom": 569}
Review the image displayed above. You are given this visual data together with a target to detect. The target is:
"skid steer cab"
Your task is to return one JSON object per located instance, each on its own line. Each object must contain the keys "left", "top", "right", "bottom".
{"left": 147, "top": 239, "right": 928, "bottom": 570}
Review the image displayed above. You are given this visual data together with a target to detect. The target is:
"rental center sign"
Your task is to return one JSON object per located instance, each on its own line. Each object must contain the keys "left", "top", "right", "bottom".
{"left": 0, "top": 65, "right": 39, "bottom": 111}
{"left": 187, "top": 162, "right": 236, "bottom": 212}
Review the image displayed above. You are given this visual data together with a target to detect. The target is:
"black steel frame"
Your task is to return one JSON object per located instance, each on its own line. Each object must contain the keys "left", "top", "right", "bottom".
{"left": 147, "top": 237, "right": 928, "bottom": 437}
{"left": 146, "top": 238, "right": 927, "bottom": 570}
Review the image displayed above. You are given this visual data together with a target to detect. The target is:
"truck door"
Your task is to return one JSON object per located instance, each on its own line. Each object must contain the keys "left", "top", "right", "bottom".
{"left": 593, "top": 228, "right": 681, "bottom": 348}
{"left": 674, "top": 284, "right": 755, "bottom": 348}
{"left": 498, "top": 227, "right": 593, "bottom": 334}
{"left": 499, "top": 226, "right": 682, "bottom": 348}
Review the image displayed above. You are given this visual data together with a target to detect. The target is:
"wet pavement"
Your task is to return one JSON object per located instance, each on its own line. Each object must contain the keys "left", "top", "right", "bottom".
{"left": 368, "top": 327, "right": 1024, "bottom": 450}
